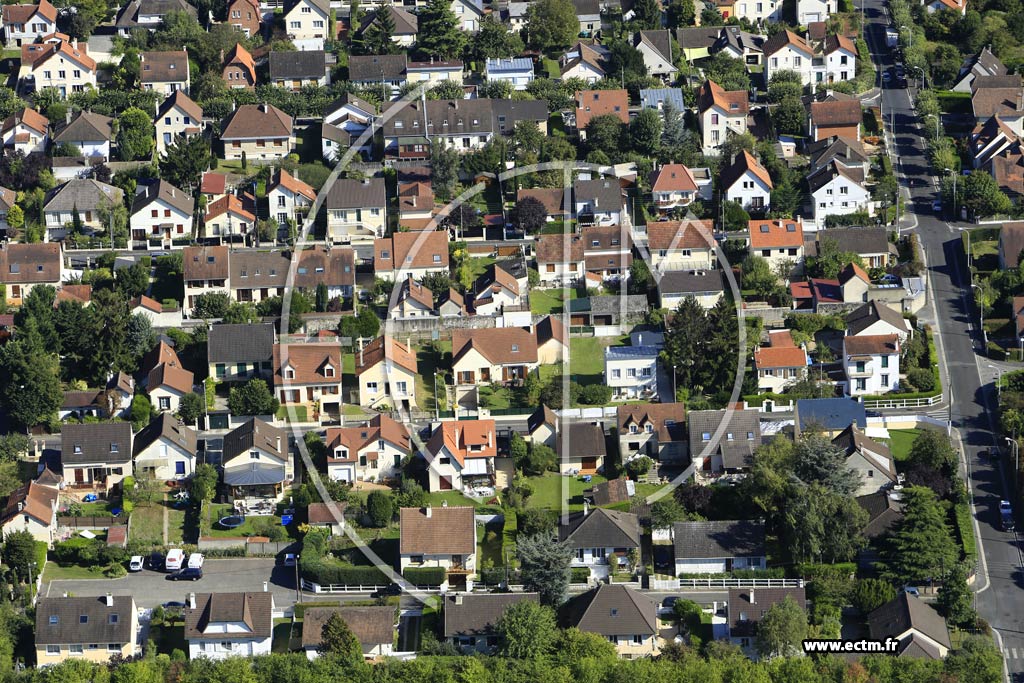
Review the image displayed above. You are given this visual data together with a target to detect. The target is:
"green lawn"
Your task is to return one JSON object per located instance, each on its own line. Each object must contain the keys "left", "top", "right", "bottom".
{"left": 542, "top": 58, "right": 559, "bottom": 78}
{"left": 343, "top": 352, "right": 355, "bottom": 375}
{"left": 131, "top": 502, "right": 164, "bottom": 545}
{"left": 167, "top": 501, "right": 187, "bottom": 543}
{"left": 530, "top": 288, "right": 577, "bottom": 315}
{"left": 343, "top": 404, "right": 370, "bottom": 418}
{"left": 276, "top": 404, "right": 308, "bottom": 421}
{"left": 527, "top": 472, "right": 607, "bottom": 512}
{"left": 75, "top": 500, "right": 119, "bottom": 516}
{"left": 887, "top": 429, "right": 921, "bottom": 462}
{"left": 204, "top": 504, "right": 293, "bottom": 538}
{"left": 150, "top": 620, "right": 186, "bottom": 656}
{"left": 272, "top": 620, "right": 294, "bottom": 654}
{"left": 466, "top": 256, "right": 496, "bottom": 283}
{"left": 42, "top": 563, "right": 106, "bottom": 581}
{"left": 478, "top": 521, "right": 504, "bottom": 568}
{"left": 415, "top": 340, "right": 453, "bottom": 414}
{"left": 425, "top": 490, "right": 480, "bottom": 508}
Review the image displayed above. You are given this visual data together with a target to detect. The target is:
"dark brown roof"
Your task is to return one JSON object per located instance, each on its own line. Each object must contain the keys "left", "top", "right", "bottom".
{"left": 183, "top": 245, "right": 229, "bottom": 281}
{"left": 856, "top": 491, "right": 904, "bottom": 538}
{"left": 35, "top": 596, "right": 135, "bottom": 645}
{"left": 61, "top": 422, "right": 132, "bottom": 466}
{"left": 810, "top": 100, "right": 862, "bottom": 127}
{"left": 221, "top": 103, "right": 292, "bottom": 140}
{"left": 555, "top": 420, "right": 607, "bottom": 459}
{"left": 301, "top": 606, "right": 395, "bottom": 649}
{"left": 0, "top": 242, "right": 61, "bottom": 284}
{"left": 673, "top": 520, "right": 765, "bottom": 559}
{"left": 1001, "top": 222, "right": 1024, "bottom": 267}
{"left": 535, "top": 233, "right": 584, "bottom": 264}
{"left": 867, "top": 594, "right": 951, "bottom": 653}
{"left": 184, "top": 592, "right": 274, "bottom": 640}
{"left": 307, "top": 501, "right": 347, "bottom": 524}
{"left": 133, "top": 412, "right": 197, "bottom": 457}
{"left": 399, "top": 506, "right": 475, "bottom": 555}
{"left": 590, "top": 478, "right": 630, "bottom": 506}
{"left": 452, "top": 326, "right": 538, "bottom": 365}
{"left": 559, "top": 507, "right": 640, "bottom": 548}
{"left": 443, "top": 593, "right": 540, "bottom": 637}
{"left": 972, "top": 86, "right": 1024, "bottom": 119}
{"left": 728, "top": 587, "right": 806, "bottom": 636}
{"left": 140, "top": 50, "right": 188, "bottom": 83}
{"left": 157, "top": 89, "right": 203, "bottom": 122}
{"left": 562, "top": 585, "right": 657, "bottom": 636}
{"left": 53, "top": 111, "right": 112, "bottom": 143}
{"left": 223, "top": 418, "right": 287, "bottom": 461}
{"left": 616, "top": 403, "right": 686, "bottom": 442}
{"left": 844, "top": 333, "right": 899, "bottom": 356}
{"left": 295, "top": 247, "right": 354, "bottom": 289}
{"left": 517, "top": 188, "right": 567, "bottom": 216}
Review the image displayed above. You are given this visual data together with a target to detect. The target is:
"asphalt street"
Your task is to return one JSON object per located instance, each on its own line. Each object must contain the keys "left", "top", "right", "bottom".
{"left": 861, "top": 0, "right": 1024, "bottom": 678}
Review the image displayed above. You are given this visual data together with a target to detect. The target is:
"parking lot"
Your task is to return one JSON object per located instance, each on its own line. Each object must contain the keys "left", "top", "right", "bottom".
{"left": 43, "top": 558, "right": 304, "bottom": 609}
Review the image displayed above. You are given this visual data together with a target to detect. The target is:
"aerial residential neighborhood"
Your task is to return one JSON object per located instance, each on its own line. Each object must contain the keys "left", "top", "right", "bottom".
{"left": 0, "top": 0, "right": 1013, "bottom": 679}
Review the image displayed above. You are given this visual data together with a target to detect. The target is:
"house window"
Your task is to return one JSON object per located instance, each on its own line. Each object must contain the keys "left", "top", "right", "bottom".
{"left": 49, "top": 616, "right": 58, "bottom": 625}
{"left": 216, "top": 364, "right": 226, "bottom": 378}
{"left": 396, "top": 381, "right": 407, "bottom": 394}
{"left": 855, "top": 361, "right": 865, "bottom": 373}
{"left": 627, "top": 368, "right": 637, "bottom": 378}
{"left": 159, "top": 397, "right": 170, "bottom": 410}
{"left": 881, "top": 374, "right": 889, "bottom": 385}
{"left": 45, "top": 645, "right": 60, "bottom": 655}
{"left": 109, "top": 443, "right": 118, "bottom": 454}
{"left": 881, "top": 355, "right": 889, "bottom": 369}
{"left": 175, "top": 461, "right": 186, "bottom": 475}
{"left": 793, "top": 56, "right": 802, "bottom": 67}
{"left": 702, "top": 432, "right": 711, "bottom": 441}
{"left": 107, "top": 644, "right": 120, "bottom": 652}
{"left": 410, "top": 555, "right": 423, "bottom": 564}
{"left": 69, "top": 644, "right": 83, "bottom": 655}
{"left": 633, "top": 635, "right": 643, "bottom": 645}
{"left": 366, "top": 382, "right": 378, "bottom": 393}
{"left": 250, "top": 451, "right": 260, "bottom": 460}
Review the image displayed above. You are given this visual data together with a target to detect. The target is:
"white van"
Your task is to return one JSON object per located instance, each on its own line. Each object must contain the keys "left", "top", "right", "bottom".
{"left": 165, "top": 548, "right": 185, "bottom": 572}
{"left": 128, "top": 556, "right": 144, "bottom": 572}
{"left": 187, "top": 553, "right": 205, "bottom": 569}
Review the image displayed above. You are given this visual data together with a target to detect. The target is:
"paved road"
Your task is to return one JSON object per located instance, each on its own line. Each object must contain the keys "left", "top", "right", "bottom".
{"left": 862, "top": 0, "right": 1024, "bottom": 678}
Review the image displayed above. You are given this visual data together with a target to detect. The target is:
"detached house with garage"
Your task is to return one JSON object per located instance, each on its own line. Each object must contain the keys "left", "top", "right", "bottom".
{"left": 221, "top": 103, "right": 293, "bottom": 162}
{"left": 633, "top": 30, "right": 677, "bottom": 79}
{"left": 753, "top": 330, "right": 808, "bottom": 393}
{"left": 689, "top": 408, "right": 762, "bottom": 473}
{"left": 273, "top": 343, "right": 342, "bottom": 421}
{"left": 722, "top": 151, "right": 773, "bottom": 213}
{"left": 649, "top": 165, "right": 709, "bottom": 213}
{"left": 672, "top": 520, "right": 767, "bottom": 575}
{"left": 867, "top": 593, "right": 951, "bottom": 660}
{"left": 325, "top": 178, "right": 387, "bottom": 243}
{"left": 155, "top": 91, "right": 202, "bottom": 155}
{"left": 354, "top": 336, "right": 418, "bottom": 411}
{"left": 133, "top": 413, "right": 197, "bottom": 481}
{"left": 302, "top": 606, "right": 395, "bottom": 660}
{"left": 282, "top": 0, "right": 330, "bottom": 50}
{"left": 52, "top": 110, "right": 111, "bottom": 159}
{"left": 422, "top": 419, "right": 497, "bottom": 492}
{"left": 452, "top": 326, "right": 540, "bottom": 391}
{"left": 556, "top": 419, "right": 608, "bottom": 474}
{"left": 808, "top": 160, "right": 872, "bottom": 226}
{"left": 399, "top": 505, "right": 477, "bottom": 590}
{"left": 617, "top": 403, "right": 687, "bottom": 462}
{"left": 326, "top": 414, "right": 409, "bottom": 483}
{"left": 574, "top": 178, "right": 625, "bottom": 226}
{"left": 560, "top": 507, "right": 641, "bottom": 575}
{"left": 184, "top": 592, "right": 275, "bottom": 660}
{"left": 268, "top": 169, "right": 316, "bottom": 227}
{"left": 61, "top": 422, "right": 133, "bottom": 489}
{"left": 562, "top": 585, "right": 659, "bottom": 658}
{"left": 43, "top": 179, "right": 123, "bottom": 241}
{"left": 574, "top": 89, "right": 629, "bottom": 139}
{"left": 605, "top": 344, "right": 659, "bottom": 400}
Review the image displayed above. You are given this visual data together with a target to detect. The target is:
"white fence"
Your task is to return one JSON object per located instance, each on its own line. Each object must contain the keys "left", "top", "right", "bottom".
{"left": 654, "top": 578, "right": 806, "bottom": 590}
{"left": 301, "top": 579, "right": 439, "bottom": 594}
{"left": 863, "top": 394, "right": 943, "bottom": 409}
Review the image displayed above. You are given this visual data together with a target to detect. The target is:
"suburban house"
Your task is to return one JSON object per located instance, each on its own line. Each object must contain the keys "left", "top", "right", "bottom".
{"left": 21, "top": 38, "right": 98, "bottom": 97}
{"left": 407, "top": 59, "right": 466, "bottom": 85}
{"left": 763, "top": 29, "right": 817, "bottom": 86}
{"left": 129, "top": 179, "right": 193, "bottom": 250}
{"left": 140, "top": 50, "right": 190, "bottom": 96}
{"left": 485, "top": 57, "right": 534, "bottom": 90}
{"left": 52, "top": 110, "right": 111, "bottom": 159}
{"left": 471, "top": 264, "right": 522, "bottom": 315}
{"left": 721, "top": 151, "right": 773, "bottom": 212}
{"left": 422, "top": 419, "right": 497, "bottom": 492}
{"left": 0, "top": 479, "right": 58, "bottom": 545}
{"left": 325, "top": 414, "right": 409, "bottom": 483}
{"left": 60, "top": 422, "right": 133, "bottom": 489}
{"left": 688, "top": 409, "right": 762, "bottom": 473}
{"left": 583, "top": 224, "right": 633, "bottom": 281}
{"left": 535, "top": 233, "right": 584, "bottom": 285}
{"left": 527, "top": 404, "right": 558, "bottom": 448}
{"left": 398, "top": 505, "right": 477, "bottom": 590}
{"left": 305, "top": 502, "right": 346, "bottom": 536}
{"left": 301, "top": 606, "right": 395, "bottom": 660}
{"left": 560, "top": 42, "right": 607, "bottom": 82}
{"left": 617, "top": 403, "right": 687, "bottom": 462}
{"left": 325, "top": 178, "right": 387, "bottom": 243}
{"left": 43, "top": 178, "right": 123, "bottom": 240}
{"left": 353, "top": 336, "right": 418, "bottom": 411}
{"left": 555, "top": 419, "right": 607, "bottom": 475}
{"left": 132, "top": 413, "right": 197, "bottom": 481}
{"left": 748, "top": 219, "right": 803, "bottom": 274}
{"left": 115, "top": 0, "right": 196, "bottom": 35}
{"left": 203, "top": 194, "right": 256, "bottom": 242}
{"left": 832, "top": 424, "right": 898, "bottom": 495}
{"left": 676, "top": 26, "right": 721, "bottom": 61}
{"left": 562, "top": 585, "right": 658, "bottom": 658}
{"left": 843, "top": 333, "right": 900, "bottom": 395}
{"left": 145, "top": 341, "right": 194, "bottom": 414}
{"left": 657, "top": 270, "right": 721, "bottom": 309}
{"left": 2, "top": 0, "right": 57, "bottom": 46}
{"left": 574, "top": 178, "right": 625, "bottom": 226}
{"left": 794, "top": 397, "right": 867, "bottom": 438}
{"left": 155, "top": 91, "right": 203, "bottom": 155}
{"left": 640, "top": 87, "right": 685, "bottom": 114}
{"left": 282, "top": 0, "right": 331, "bottom": 50}
{"left": 348, "top": 54, "right": 407, "bottom": 98}
{"left": 575, "top": 89, "right": 629, "bottom": 139}
{"left": 443, "top": 593, "right": 540, "bottom": 654}
{"left": 184, "top": 592, "right": 275, "bottom": 660}
{"left": 207, "top": 323, "right": 276, "bottom": 383}
{"left": 867, "top": 593, "right": 951, "bottom": 659}
{"left": 846, "top": 301, "right": 912, "bottom": 342}
{"left": 438, "top": 288, "right": 468, "bottom": 317}
{"left": 272, "top": 342, "right": 343, "bottom": 421}
{"left": 389, "top": 276, "right": 435, "bottom": 319}
{"left": 375, "top": 230, "right": 449, "bottom": 281}
{"left": 604, "top": 344, "right": 659, "bottom": 400}
{"left": 222, "top": 43, "right": 256, "bottom": 90}
{"left": 953, "top": 46, "right": 1006, "bottom": 93}
{"left": 0, "top": 242, "right": 63, "bottom": 306}
{"left": 672, "top": 520, "right": 767, "bottom": 575}
{"left": 220, "top": 103, "right": 293, "bottom": 162}
{"left": 728, "top": 587, "right": 807, "bottom": 655}
{"left": 1, "top": 107, "right": 48, "bottom": 154}
{"left": 753, "top": 330, "right": 808, "bottom": 393}
{"left": 692, "top": 79, "right": 749, "bottom": 155}
{"left": 808, "top": 135, "right": 870, "bottom": 175}
{"left": 269, "top": 50, "right": 329, "bottom": 90}
{"left": 268, "top": 169, "right": 316, "bottom": 226}
{"left": 321, "top": 93, "right": 375, "bottom": 162}
{"left": 221, "top": 418, "right": 290, "bottom": 500}
{"left": 560, "top": 507, "right": 640, "bottom": 575}
{"left": 633, "top": 30, "right": 677, "bottom": 79}
{"left": 808, "top": 161, "right": 872, "bottom": 226}
{"left": 451, "top": 325, "right": 543, "bottom": 393}
{"left": 649, "top": 165, "right": 710, "bottom": 213}
{"left": 225, "top": 0, "right": 261, "bottom": 36}
{"left": 823, "top": 34, "right": 857, "bottom": 83}
{"left": 356, "top": 5, "right": 417, "bottom": 47}
{"left": 35, "top": 595, "right": 138, "bottom": 666}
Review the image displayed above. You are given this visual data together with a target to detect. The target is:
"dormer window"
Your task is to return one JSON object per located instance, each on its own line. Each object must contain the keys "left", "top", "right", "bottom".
{"left": 381, "top": 250, "right": 391, "bottom": 260}
{"left": 629, "top": 425, "right": 637, "bottom": 434}
{"left": 284, "top": 367, "right": 295, "bottom": 379}
{"left": 73, "top": 444, "right": 82, "bottom": 454}
{"left": 511, "top": 344, "right": 519, "bottom": 352}
{"left": 49, "top": 616, "right": 58, "bottom": 624}
{"left": 79, "top": 615, "right": 88, "bottom": 624}
{"left": 323, "top": 364, "right": 335, "bottom": 378}
{"left": 250, "top": 451, "right": 260, "bottom": 459}
{"left": 645, "top": 424, "right": 653, "bottom": 433}
{"left": 110, "top": 443, "right": 119, "bottom": 453}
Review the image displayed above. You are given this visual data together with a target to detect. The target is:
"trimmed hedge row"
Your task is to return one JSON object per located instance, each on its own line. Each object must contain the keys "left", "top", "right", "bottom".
{"left": 954, "top": 501, "right": 977, "bottom": 561}
{"left": 403, "top": 566, "right": 447, "bottom": 586}
{"left": 301, "top": 561, "right": 387, "bottom": 587}
{"left": 570, "top": 567, "right": 591, "bottom": 583}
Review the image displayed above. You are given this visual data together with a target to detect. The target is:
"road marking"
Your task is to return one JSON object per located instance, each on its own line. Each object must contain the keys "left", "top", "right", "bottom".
{"left": 1013, "top": 648, "right": 1018, "bottom": 659}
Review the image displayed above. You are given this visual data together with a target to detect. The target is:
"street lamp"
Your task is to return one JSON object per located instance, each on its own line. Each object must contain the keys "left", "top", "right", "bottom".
{"left": 926, "top": 113, "right": 940, "bottom": 141}
{"left": 987, "top": 363, "right": 1003, "bottom": 400}
{"left": 1008, "top": 437, "right": 1020, "bottom": 490}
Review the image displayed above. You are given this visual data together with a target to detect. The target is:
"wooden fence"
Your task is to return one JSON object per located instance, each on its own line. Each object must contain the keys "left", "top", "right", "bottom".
{"left": 57, "top": 515, "right": 125, "bottom": 529}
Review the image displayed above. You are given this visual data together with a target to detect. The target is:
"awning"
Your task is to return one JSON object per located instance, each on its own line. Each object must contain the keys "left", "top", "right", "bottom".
{"left": 462, "top": 458, "right": 490, "bottom": 475}
{"left": 225, "top": 464, "right": 286, "bottom": 487}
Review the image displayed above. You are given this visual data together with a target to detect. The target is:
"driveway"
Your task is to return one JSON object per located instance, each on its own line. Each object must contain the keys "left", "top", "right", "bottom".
{"left": 44, "top": 558, "right": 300, "bottom": 609}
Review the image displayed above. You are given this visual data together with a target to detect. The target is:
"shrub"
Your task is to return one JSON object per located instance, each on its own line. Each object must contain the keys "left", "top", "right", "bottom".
{"left": 403, "top": 566, "right": 447, "bottom": 586}
{"left": 570, "top": 567, "right": 591, "bottom": 583}
{"left": 988, "top": 342, "right": 1008, "bottom": 361}
{"left": 578, "top": 384, "right": 613, "bottom": 405}
{"left": 301, "top": 561, "right": 388, "bottom": 586}
{"left": 105, "top": 563, "right": 127, "bottom": 578}
{"left": 905, "top": 367, "right": 935, "bottom": 392}
{"left": 480, "top": 566, "right": 507, "bottom": 585}
{"left": 366, "top": 490, "right": 395, "bottom": 528}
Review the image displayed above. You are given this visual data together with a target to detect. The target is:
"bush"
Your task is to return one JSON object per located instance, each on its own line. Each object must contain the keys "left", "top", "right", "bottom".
{"left": 905, "top": 367, "right": 936, "bottom": 392}
{"left": 104, "top": 562, "right": 127, "bottom": 578}
{"left": 988, "top": 342, "right": 1007, "bottom": 361}
{"left": 578, "top": 384, "right": 613, "bottom": 405}
{"left": 301, "top": 561, "right": 388, "bottom": 586}
{"left": 403, "top": 566, "right": 447, "bottom": 586}
{"left": 366, "top": 490, "right": 395, "bottom": 528}
{"left": 851, "top": 578, "right": 896, "bottom": 614}
{"left": 480, "top": 566, "right": 507, "bottom": 585}
{"left": 570, "top": 567, "right": 591, "bottom": 583}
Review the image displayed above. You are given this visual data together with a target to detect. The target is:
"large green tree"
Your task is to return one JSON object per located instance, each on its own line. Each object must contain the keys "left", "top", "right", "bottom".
{"left": 360, "top": 4, "right": 400, "bottom": 55}
{"left": 881, "top": 486, "right": 959, "bottom": 585}
{"left": 318, "top": 612, "right": 363, "bottom": 663}
{"left": 629, "top": 108, "right": 662, "bottom": 156}
{"left": 938, "top": 563, "right": 976, "bottom": 628}
{"left": 791, "top": 434, "right": 860, "bottom": 496}
{"left": 517, "top": 533, "right": 572, "bottom": 605}
{"left": 416, "top": 0, "right": 467, "bottom": 60}
{"left": 227, "top": 379, "right": 280, "bottom": 416}
{"left": 116, "top": 107, "right": 155, "bottom": 161}
{"left": 961, "top": 170, "right": 1012, "bottom": 219}
{"left": 467, "top": 14, "right": 525, "bottom": 61}
{"left": 525, "top": 0, "right": 578, "bottom": 51}
{"left": 702, "top": 52, "right": 750, "bottom": 92}
{"left": 0, "top": 321, "right": 62, "bottom": 428}
{"left": 159, "top": 133, "right": 212, "bottom": 192}
{"left": 496, "top": 601, "right": 558, "bottom": 658}
{"left": 755, "top": 596, "right": 808, "bottom": 659}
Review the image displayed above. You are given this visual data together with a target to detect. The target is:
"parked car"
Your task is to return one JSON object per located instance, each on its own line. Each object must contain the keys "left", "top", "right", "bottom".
{"left": 901, "top": 585, "right": 920, "bottom": 596}
{"left": 162, "top": 601, "right": 186, "bottom": 609}
{"left": 282, "top": 553, "right": 297, "bottom": 567}
{"left": 932, "top": 200, "right": 942, "bottom": 214}
{"left": 165, "top": 548, "right": 185, "bottom": 572}
{"left": 187, "top": 553, "right": 204, "bottom": 569}
{"left": 659, "top": 596, "right": 680, "bottom": 615}
{"left": 128, "top": 556, "right": 144, "bottom": 572}
{"left": 167, "top": 567, "right": 203, "bottom": 581}
{"left": 371, "top": 583, "right": 402, "bottom": 598}
{"left": 148, "top": 551, "right": 166, "bottom": 571}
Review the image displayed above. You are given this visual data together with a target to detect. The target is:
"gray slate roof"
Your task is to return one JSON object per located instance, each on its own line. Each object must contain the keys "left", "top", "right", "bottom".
{"left": 443, "top": 593, "right": 539, "bottom": 637}
{"left": 61, "top": 422, "right": 133, "bottom": 466}
{"left": 325, "top": 178, "right": 386, "bottom": 209}
{"left": 44, "top": 179, "right": 123, "bottom": 212}
{"left": 559, "top": 508, "right": 641, "bottom": 549}
{"left": 53, "top": 111, "right": 112, "bottom": 143}
{"left": 554, "top": 420, "right": 606, "bottom": 458}
{"left": 35, "top": 596, "right": 135, "bottom": 645}
{"left": 562, "top": 584, "right": 657, "bottom": 636}
{"left": 672, "top": 520, "right": 765, "bottom": 559}
{"left": 131, "top": 179, "right": 193, "bottom": 216}
{"left": 845, "top": 300, "right": 909, "bottom": 336}
{"left": 867, "top": 594, "right": 951, "bottom": 653}
{"left": 348, "top": 54, "right": 406, "bottom": 82}
{"left": 269, "top": 50, "right": 327, "bottom": 80}
{"left": 658, "top": 269, "right": 725, "bottom": 295}
{"left": 640, "top": 87, "right": 684, "bottom": 111}
{"left": 687, "top": 409, "right": 761, "bottom": 464}
{"left": 133, "top": 412, "right": 197, "bottom": 457}
{"left": 574, "top": 178, "right": 623, "bottom": 208}
{"left": 224, "top": 461, "right": 287, "bottom": 486}
{"left": 795, "top": 398, "right": 867, "bottom": 432}
{"left": 223, "top": 418, "right": 287, "bottom": 461}
{"left": 207, "top": 323, "right": 276, "bottom": 364}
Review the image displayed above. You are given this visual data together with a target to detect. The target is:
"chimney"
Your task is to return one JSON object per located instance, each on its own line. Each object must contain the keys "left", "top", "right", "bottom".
{"left": 749, "top": 590, "right": 755, "bottom": 604}
{"left": 276, "top": 436, "right": 281, "bottom": 453}
{"left": 583, "top": 500, "right": 589, "bottom": 516}
{"left": 454, "top": 594, "right": 463, "bottom": 605}
{"left": 188, "top": 593, "right": 196, "bottom": 609}
{"left": 104, "top": 593, "right": 113, "bottom": 607}
{"left": 63, "top": 592, "right": 68, "bottom": 598}
{"left": 425, "top": 505, "right": 432, "bottom": 518}
{"left": 65, "top": 111, "right": 71, "bottom": 125}
{"left": 263, "top": 581, "right": 269, "bottom": 592}
{"left": 71, "top": 38, "right": 77, "bottom": 50}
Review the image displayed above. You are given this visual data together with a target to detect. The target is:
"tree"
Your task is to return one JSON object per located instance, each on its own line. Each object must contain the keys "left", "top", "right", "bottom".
{"left": 629, "top": 108, "right": 662, "bottom": 156}
{"left": 961, "top": 170, "right": 1013, "bottom": 218}
{"left": 2, "top": 530, "right": 37, "bottom": 582}
{"left": 666, "top": 0, "right": 695, "bottom": 27}
{"left": 631, "top": 0, "right": 662, "bottom": 28}
{"left": 523, "top": 443, "right": 557, "bottom": 475}
{"left": 514, "top": 196, "right": 548, "bottom": 234}
{"left": 0, "top": 330, "right": 62, "bottom": 428}
{"left": 416, "top": 0, "right": 467, "bottom": 60}
{"left": 518, "top": 533, "right": 572, "bottom": 605}
{"left": 662, "top": 296, "right": 709, "bottom": 388}
{"left": 360, "top": 4, "right": 399, "bottom": 55}
{"left": 650, "top": 497, "right": 686, "bottom": 528}
{"left": 131, "top": 394, "right": 154, "bottom": 431}
{"left": 227, "top": 379, "right": 280, "bottom": 416}
{"left": 517, "top": 507, "right": 556, "bottom": 537}
{"left": 805, "top": 236, "right": 862, "bottom": 279}
{"left": 703, "top": 53, "right": 750, "bottom": 92}
{"left": 586, "top": 114, "right": 626, "bottom": 154}
{"left": 191, "top": 463, "right": 218, "bottom": 502}
{"left": 468, "top": 14, "right": 525, "bottom": 61}
{"left": 556, "top": 627, "right": 617, "bottom": 661}
{"left": 851, "top": 578, "right": 896, "bottom": 614}
{"left": 159, "top": 133, "right": 211, "bottom": 192}
{"left": 365, "top": 490, "right": 394, "bottom": 527}
{"left": 881, "top": 486, "right": 959, "bottom": 585}
{"left": 178, "top": 392, "right": 204, "bottom": 426}
{"left": 755, "top": 596, "right": 808, "bottom": 659}
{"left": 5, "top": 204, "right": 23, "bottom": 238}
{"left": 116, "top": 262, "right": 150, "bottom": 298}
{"left": 116, "top": 107, "right": 155, "bottom": 161}
{"left": 628, "top": 258, "right": 654, "bottom": 295}
{"left": 0, "top": 434, "right": 28, "bottom": 463}
{"left": 430, "top": 140, "right": 459, "bottom": 202}
{"left": 723, "top": 200, "right": 750, "bottom": 231}
{"left": 907, "top": 428, "right": 957, "bottom": 473}
{"left": 938, "top": 563, "right": 976, "bottom": 628}
{"left": 192, "top": 292, "right": 233, "bottom": 319}
{"left": 767, "top": 70, "right": 803, "bottom": 103}
{"left": 661, "top": 100, "right": 685, "bottom": 148}
{"left": 525, "top": 0, "right": 578, "bottom": 51}
{"left": 318, "top": 612, "right": 362, "bottom": 662}
{"left": 772, "top": 96, "right": 806, "bottom": 136}
{"left": 791, "top": 434, "right": 860, "bottom": 496}
{"left": 496, "top": 600, "right": 558, "bottom": 658}
{"left": 509, "top": 432, "right": 528, "bottom": 469}
{"left": 741, "top": 255, "right": 778, "bottom": 298}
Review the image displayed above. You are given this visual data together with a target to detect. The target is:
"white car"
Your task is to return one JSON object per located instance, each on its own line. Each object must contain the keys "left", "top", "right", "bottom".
{"left": 187, "top": 553, "right": 205, "bottom": 569}
{"left": 283, "top": 553, "right": 297, "bottom": 567}
{"left": 128, "top": 556, "right": 144, "bottom": 572}
{"left": 165, "top": 548, "right": 185, "bottom": 572}
{"left": 901, "top": 586, "right": 920, "bottom": 596}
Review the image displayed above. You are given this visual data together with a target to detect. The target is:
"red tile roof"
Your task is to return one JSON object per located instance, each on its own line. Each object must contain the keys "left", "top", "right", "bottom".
{"left": 575, "top": 89, "right": 629, "bottom": 130}
{"left": 748, "top": 219, "right": 803, "bottom": 248}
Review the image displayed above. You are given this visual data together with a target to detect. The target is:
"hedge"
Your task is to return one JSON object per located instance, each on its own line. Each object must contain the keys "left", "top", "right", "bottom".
{"left": 570, "top": 567, "right": 591, "bottom": 583}
{"left": 479, "top": 566, "right": 507, "bottom": 585}
{"left": 678, "top": 568, "right": 786, "bottom": 579}
{"left": 954, "top": 501, "right": 977, "bottom": 561}
{"left": 301, "top": 561, "right": 388, "bottom": 586}
{"left": 403, "top": 566, "right": 447, "bottom": 586}
{"left": 795, "top": 563, "right": 857, "bottom": 580}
